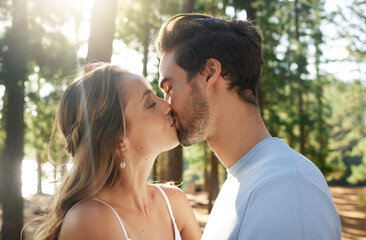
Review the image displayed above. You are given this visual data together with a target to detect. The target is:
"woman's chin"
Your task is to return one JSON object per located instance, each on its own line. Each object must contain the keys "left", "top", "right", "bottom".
{"left": 166, "top": 136, "right": 180, "bottom": 151}
{"left": 169, "top": 138, "right": 180, "bottom": 149}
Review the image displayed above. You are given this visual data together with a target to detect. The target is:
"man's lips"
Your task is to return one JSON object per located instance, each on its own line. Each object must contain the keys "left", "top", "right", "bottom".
{"left": 170, "top": 118, "right": 176, "bottom": 127}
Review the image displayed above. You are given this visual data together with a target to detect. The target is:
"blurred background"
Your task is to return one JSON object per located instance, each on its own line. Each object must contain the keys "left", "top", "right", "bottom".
{"left": 0, "top": 0, "right": 365, "bottom": 239}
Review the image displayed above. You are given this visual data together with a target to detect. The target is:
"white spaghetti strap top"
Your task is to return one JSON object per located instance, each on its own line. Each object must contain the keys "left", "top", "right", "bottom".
{"left": 155, "top": 185, "right": 182, "bottom": 240}
{"left": 62, "top": 185, "right": 182, "bottom": 240}
{"left": 89, "top": 198, "right": 132, "bottom": 240}
{"left": 61, "top": 198, "right": 132, "bottom": 240}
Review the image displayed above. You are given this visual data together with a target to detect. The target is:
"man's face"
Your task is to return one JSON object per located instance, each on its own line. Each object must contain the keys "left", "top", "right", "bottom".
{"left": 159, "top": 51, "right": 210, "bottom": 146}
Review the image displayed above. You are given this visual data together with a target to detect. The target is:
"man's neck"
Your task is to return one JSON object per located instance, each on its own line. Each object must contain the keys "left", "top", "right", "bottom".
{"left": 206, "top": 102, "right": 271, "bottom": 169}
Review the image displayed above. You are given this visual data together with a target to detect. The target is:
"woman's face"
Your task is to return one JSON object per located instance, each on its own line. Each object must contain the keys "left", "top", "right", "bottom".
{"left": 122, "top": 73, "right": 179, "bottom": 156}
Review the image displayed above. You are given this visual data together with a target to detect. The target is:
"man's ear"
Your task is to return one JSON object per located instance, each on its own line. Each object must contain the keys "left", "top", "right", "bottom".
{"left": 204, "top": 58, "right": 222, "bottom": 89}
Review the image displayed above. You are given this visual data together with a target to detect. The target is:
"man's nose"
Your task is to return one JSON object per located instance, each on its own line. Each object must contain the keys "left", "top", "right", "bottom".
{"left": 164, "top": 94, "right": 171, "bottom": 104}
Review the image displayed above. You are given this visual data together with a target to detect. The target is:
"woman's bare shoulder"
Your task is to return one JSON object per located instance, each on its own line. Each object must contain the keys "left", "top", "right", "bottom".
{"left": 157, "top": 184, "right": 187, "bottom": 201}
{"left": 58, "top": 199, "right": 125, "bottom": 240}
{"left": 157, "top": 184, "right": 202, "bottom": 240}
{"left": 156, "top": 184, "right": 192, "bottom": 220}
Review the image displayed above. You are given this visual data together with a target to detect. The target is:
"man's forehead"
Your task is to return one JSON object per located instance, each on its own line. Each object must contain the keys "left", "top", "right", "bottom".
{"left": 160, "top": 51, "right": 176, "bottom": 71}
{"left": 159, "top": 51, "right": 176, "bottom": 88}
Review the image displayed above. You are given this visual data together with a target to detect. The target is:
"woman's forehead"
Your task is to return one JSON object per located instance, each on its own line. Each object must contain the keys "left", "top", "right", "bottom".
{"left": 122, "top": 74, "right": 152, "bottom": 105}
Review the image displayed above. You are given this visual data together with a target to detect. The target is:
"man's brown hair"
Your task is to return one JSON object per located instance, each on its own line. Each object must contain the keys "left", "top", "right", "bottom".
{"left": 155, "top": 13, "right": 264, "bottom": 105}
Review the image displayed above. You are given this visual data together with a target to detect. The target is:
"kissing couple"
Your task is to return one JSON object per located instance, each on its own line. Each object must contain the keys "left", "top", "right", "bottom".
{"left": 33, "top": 13, "right": 341, "bottom": 240}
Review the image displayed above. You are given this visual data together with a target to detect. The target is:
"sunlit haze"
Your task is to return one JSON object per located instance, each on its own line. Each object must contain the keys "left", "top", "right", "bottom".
{"left": 18, "top": 0, "right": 365, "bottom": 198}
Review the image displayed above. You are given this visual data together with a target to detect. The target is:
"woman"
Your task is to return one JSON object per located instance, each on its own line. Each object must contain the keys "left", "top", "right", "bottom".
{"left": 33, "top": 64, "right": 202, "bottom": 240}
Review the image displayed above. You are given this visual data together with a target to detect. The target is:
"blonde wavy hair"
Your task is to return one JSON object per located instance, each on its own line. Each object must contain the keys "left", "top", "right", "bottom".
{"left": 31, "top": 64, "right": 128, "bottom": 240}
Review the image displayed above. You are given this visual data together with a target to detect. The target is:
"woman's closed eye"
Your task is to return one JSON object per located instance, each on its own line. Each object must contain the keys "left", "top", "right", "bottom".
{"left": 147, "top": 100, "right": 156, "bottom": 109}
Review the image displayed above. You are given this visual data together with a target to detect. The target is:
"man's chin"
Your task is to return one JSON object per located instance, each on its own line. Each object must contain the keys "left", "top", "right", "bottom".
{"left": 177, "top": 133, "right": 190, "bottom": 147}
{"left": 179, "top": 142, "right": 192, "bottom": 147}
{"left": 178, "top": 132, "right": 201, "bottom": 147}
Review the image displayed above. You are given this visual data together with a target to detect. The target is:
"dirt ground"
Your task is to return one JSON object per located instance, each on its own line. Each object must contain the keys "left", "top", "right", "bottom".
{"left": 0, "top": 186, "right": 365, "bottom": 239}
{"left": 329, "top": 186, "right": 366, "bottom": 240}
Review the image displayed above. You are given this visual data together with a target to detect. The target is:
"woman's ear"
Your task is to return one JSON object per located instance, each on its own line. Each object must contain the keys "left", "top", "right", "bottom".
{"left": 204, "top": 58, "right": 222, "bottom": 89}
{"left": 117, "top": 140, "right": 127, "bottom": 151}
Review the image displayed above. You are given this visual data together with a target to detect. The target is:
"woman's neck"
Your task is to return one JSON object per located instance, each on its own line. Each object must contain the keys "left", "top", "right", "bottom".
{"left": 96, "top": 153, "right": 157, "bottom": 215}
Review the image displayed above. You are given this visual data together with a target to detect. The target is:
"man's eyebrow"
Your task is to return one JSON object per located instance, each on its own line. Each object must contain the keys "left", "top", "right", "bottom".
{"left": 158, "top": 77, "right": 171, "bottom": 89}
{"left": 140, "top": 89, "right": 153, "bottom": 102}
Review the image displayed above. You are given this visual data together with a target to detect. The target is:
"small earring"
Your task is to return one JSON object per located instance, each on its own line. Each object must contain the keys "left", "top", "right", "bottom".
{"left": 120, "top": 161, "right": 126, "bottom": 169}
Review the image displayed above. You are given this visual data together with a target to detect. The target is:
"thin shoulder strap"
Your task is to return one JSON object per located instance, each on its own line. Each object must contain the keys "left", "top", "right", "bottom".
{"left": 155, "top": 185, "right": 182, "bottom": 240}
{"left": 155, "top": 185, "right": 176, "bottom": 221}
{"left": 90, "top": 198, "right": 130, "bottom": 240}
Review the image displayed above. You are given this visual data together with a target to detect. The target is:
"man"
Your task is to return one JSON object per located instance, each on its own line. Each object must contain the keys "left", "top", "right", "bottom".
{"left": 155, "top": 13, "right": 341, "bottom": 240}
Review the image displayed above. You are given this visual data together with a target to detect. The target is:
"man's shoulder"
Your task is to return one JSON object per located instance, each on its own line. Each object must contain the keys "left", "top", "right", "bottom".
{"left": 236, "top": 138, "right": 324, "bottom": 187}
{"left": 234, "top": 140, "right": 298, "bottom": 188}
{"left": 237, "top": 172, "right": 341, "bottom": 240}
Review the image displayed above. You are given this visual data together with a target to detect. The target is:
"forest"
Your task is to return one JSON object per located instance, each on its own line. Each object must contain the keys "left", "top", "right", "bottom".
{"left": 0, "top": 0, "right": 365, "bottom": 239}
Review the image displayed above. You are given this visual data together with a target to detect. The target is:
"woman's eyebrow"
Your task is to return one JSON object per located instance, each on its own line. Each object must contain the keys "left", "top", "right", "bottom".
{"left": 140, "top": 89, "right": 153, "bottom": 102}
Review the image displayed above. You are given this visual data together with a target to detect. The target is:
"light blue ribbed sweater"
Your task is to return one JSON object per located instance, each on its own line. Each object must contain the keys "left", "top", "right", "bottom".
{"left": 202, "top": 137, "right": 342, "bottom": 240}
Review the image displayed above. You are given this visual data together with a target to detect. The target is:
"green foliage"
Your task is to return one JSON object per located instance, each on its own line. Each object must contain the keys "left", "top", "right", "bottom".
{"left": 21, "top": 0, "right": 77, "bottom": 166}
{"left": 326, "top": 79, "right": 366, "bottom": 184}
{"left": 326, "top": 0, "right": 366, "bottom": 184}
{"left": 0, "top": 0, "right": 364, "bottom": 192}
{"left": 116, "top": 0, "right": 182, "bottom": 76}
{"left": 117, "top": 0, "right": 181, "bottom": 48}
{"left": 48, "top": 127, "right": 71, "bottom": 166}
{"left": 360, "top": 191, "right": 366, "bottom": 209}
{"left": 0, "top": 0, "right": 77, "bottom": 169}
{"left": 330, "top": 0, "right": 366, "bottom": 62}
{"left": 196, "top": 0, "right": 225, "bottom": 16}
{"left": 183, "top": 142, "right": 205, "bottom": 184}
{"left": 246, "top": 0, "right": 334, "bottom": 174}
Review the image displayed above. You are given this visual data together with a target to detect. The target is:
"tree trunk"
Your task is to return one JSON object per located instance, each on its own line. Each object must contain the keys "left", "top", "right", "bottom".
{"left": 294, "top": 0, "right": 306, "bottom": 155}
{"left": 313, "top": 2, "right": 326, "bottom": 172}
{"left": 208, "top": 152, "right": 219, "bottom": 213}
{"left": 244, "top": 0, "right": 256, "bottom": 23}
{"left": 159, "top": 151, "right": 169, "bottom": 182}
{"left": 0, "top": 89, "right": 6, "bottom": 204}
{"left": 315, "top": 47, "right": 325, "bottom": 171}
{"left": 1, "top": 0, "right": 28, "bottom": 238}
{"left": 0, "top": 155, "right": 2, "bottom": 204}
{"left": 36, "top": 152, "right": 42, "bottom": 194}
{"left": 203, "top": 141, "right": 209, "bottom": 192}
{"left": 152, "top": 157, "right": 158, "bottom": 181}
{"left": 221, "top": 164, "right": 227, "bottom": 182}
{"left": 299, "top": 92, "right": 305, "bottom": 154}
{"left": 142, "top": 33, "right": 149, "bottom": 77}
{"left": 1, "top": 89, "right": 25, "bottom": 240}
{"left": 243, "top": 0, "right": 261, "bottom": 111}
{"left": 74, "top": 0, "right": 84, "bottom": 69}
{"left": 167, "top": 146, "right": 183, "bottom": 184}
{"left": 61, "top": 164, "right": 67, "bottom": 177}
{"left": 86, "top": 0, "right": 118, "bottom": 62}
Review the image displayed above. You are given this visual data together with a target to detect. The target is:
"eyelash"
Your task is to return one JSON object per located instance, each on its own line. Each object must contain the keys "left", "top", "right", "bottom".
{"left": 148, "top": 101, "right": 156, "bottom": 109}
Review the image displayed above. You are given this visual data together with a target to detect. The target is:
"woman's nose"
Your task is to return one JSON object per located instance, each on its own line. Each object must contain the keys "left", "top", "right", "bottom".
{"left": 164, "top": 94, "right": 170, "bottom": 103}
{"left": 161, "top": 99, "right": 172, "bottom": 115}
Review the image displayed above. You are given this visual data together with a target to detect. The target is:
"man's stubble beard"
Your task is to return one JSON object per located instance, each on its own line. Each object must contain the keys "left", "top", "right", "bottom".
{"left": 177, "top": 81, "right": 210, "bottom": 147}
